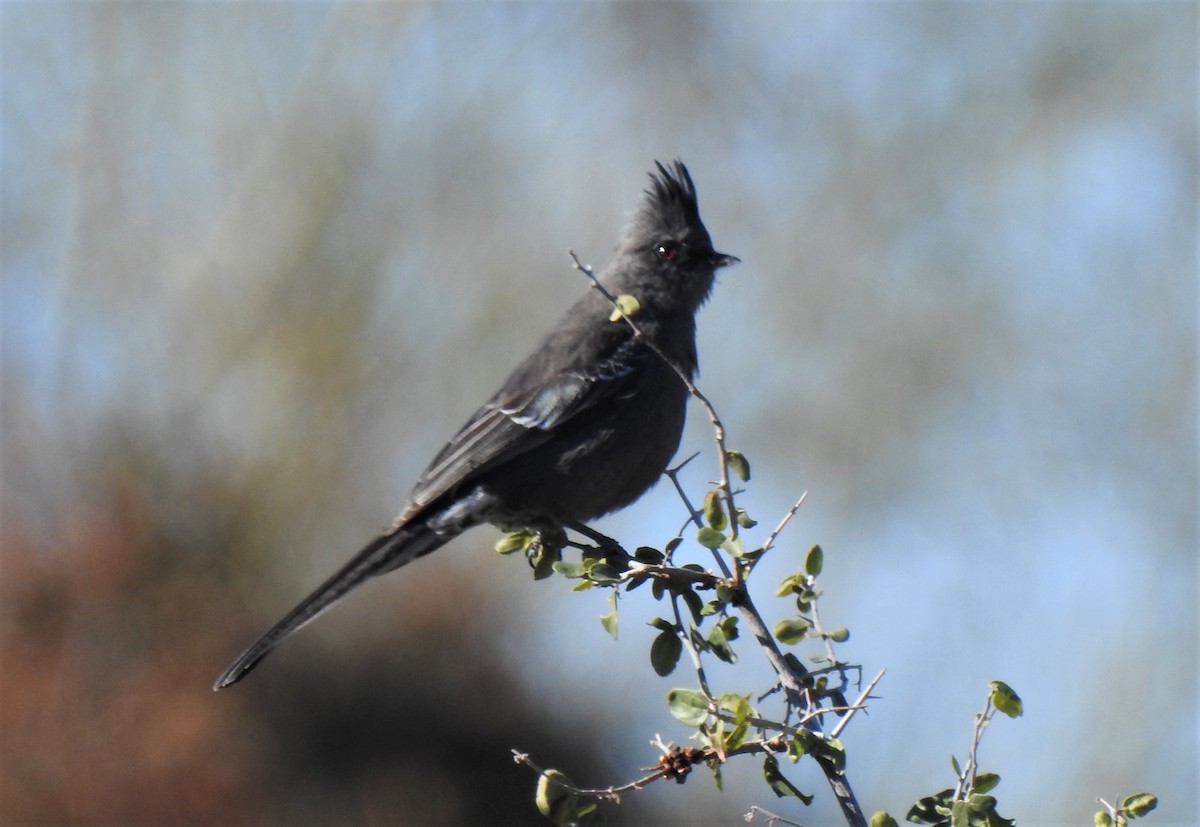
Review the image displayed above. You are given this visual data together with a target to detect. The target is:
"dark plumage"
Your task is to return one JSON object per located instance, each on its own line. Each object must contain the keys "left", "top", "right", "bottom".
{"left": 214, "top": 161, "right": 737, "bottom": 689}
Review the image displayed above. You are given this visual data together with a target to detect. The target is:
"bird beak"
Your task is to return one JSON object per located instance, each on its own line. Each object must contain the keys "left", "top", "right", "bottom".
{"left": 709, "top": 251, "right": 740, "bottom": 269}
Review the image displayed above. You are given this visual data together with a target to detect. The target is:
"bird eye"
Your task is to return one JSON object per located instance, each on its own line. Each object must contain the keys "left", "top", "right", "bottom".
{"left": 655, "top": 242, "right": 678, "bottom": 260}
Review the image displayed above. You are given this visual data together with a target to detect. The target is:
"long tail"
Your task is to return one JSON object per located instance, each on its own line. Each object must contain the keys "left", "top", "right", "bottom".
{"left": 213, "top": 519, "right": 446, "bottom": 690}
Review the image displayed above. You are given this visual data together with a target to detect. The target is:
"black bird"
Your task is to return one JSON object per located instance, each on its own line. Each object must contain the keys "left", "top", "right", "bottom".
{"left": 214, "top": 161, "right": 737, "bottom": 690}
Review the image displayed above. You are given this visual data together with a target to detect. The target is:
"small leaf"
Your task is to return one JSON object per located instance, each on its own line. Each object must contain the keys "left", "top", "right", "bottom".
{"left": 716, "top": 693, "right": 751, "bottom": 723}
{"left": 1120, "top": 793, "right": 1158, "bottom": 818}
{"left": 666, "top": 688, "right": 709, "bottom": 726}
{"left": 726, "top": 450, "right": 751, "bottom": 481}
{"left": 989, "top": 680, "right": 1024, "bottom": 718}
{"left": 805, "top": 544, "right": 824, "bottom": 576}
{"left": 587, "top": 562, "right": 621, "bottom": 584}
{"left": 650, "top": 629, "right": 682, "bottom": 676}
{"left": 649, "top": 616, "right": 675, "bottom": 633}
{"left": 722, "top": 535, "right": 746, "bottom": 558}
{"left": 1094, "top": 812, "right": 1113, "bottom": 827}
{"left": 535, "top": 769, "right": 572, "bottom": 819}
{"left": 599, "top": 590, "right": 618, "bottom": 640}
{"left": 735, "top": 508, "right": 758, "bottom": 528}
{"left": 609, "top": 293, "right": 641, "bottom": 321}
{"left": 679, "top": 587, "right": 704, "bottom": 623}
{"left": 774, "top": 617, "right": 811, "bottom": 645}
{"left": 762, "top": 755, "right": 813, "bottom": 804}
{"left": 703, "top": 489, "right": 727, "bottom": 531}
{"left": 826, "top": 627, "right": 850, "bottom": 643}
{"left": 531, "top": 544, "right": 560, "bottom": 580}
{"left": 973, "top": 772, "right": 1000, "bottom": 794}
{"left": 695, "top": 526, "right": 725, "bottom": 549}
{"left": 664, "top": 536, "right": 683, "bottom": 557}
{"left": 967, "top": 793, "right": 997, "bottom": 814}
{"left": 870, "top": 813, "right": 900, "bottom": 827}
{"left": 552, "top": 561, "right": 585, "bottom": 578}
{"left": 495, "top": 531, "right": 532, "bottom": 554}
{"left": 950, "top": 754, "right": 962, "bottom": 777}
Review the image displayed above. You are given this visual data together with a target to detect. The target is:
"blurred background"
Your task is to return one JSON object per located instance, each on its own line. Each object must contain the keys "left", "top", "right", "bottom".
{"left": 2, "top": 4, "right": 1195, "bottom": 825}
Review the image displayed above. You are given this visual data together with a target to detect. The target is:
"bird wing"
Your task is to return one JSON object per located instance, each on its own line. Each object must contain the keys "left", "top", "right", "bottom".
{"left": 397, "top": 336, "right": 647, "bottom": 522}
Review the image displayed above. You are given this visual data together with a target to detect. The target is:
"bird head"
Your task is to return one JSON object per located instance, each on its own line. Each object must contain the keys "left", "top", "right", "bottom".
{"left": 610, "top": 160, "right": 739, "bottom": 313}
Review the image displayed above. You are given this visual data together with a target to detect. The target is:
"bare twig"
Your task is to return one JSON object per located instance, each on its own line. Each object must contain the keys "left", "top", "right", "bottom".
{"left": 744, "top": 805, "right": 810, "bottom": 826}
{"left": 954, "top": 691, "right": 996, "bottom": 800}
{"left": 830, "top": 668, "right": 886, "bottom": 740}
{"left": 761, "top": 492, "right": 808, "bottom": 555}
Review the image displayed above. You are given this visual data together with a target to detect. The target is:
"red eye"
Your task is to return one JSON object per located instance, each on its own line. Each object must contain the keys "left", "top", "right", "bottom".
{"left": 655, "top": 242, "right": 678, "bottom": 260}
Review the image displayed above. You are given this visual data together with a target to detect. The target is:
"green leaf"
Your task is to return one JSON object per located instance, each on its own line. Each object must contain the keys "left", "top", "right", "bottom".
{"left": 967, "top": 794, "right": 996, "bottom": 813}
{"left": 726, "top": 450, "right": 751, "bottom": 481}
{"left": 552, "top": 561, "right": 585, "bottom": 578}
{"left": 679, "top": 587, "right": 705, "bottom": 623}
{"left": 666, "top": 688, "right": 710, "bottom": 726}
{"left": 650, "top": 629, "right": 682, "bottom": 676}
{"left": 649, "top": 616, "right": 675, "bottom": 633}
{"left": 664, "top": 536, "right": 683, "bottom": 557}
{"left": 1094, "top": 812, "right": 1114, "bottom": 827}
{"left": 696, "top": 526, "right": 725, "bottom": 549}
{"left": 762, "top": 755, "right": 813, "bottom": 804}
{"left": 950, "top": 799, "right": 970, "bottom": 827}
{"left": 827, "top": 627, "right": 850, "bottom": 643}
{"left": 586, "top": 562, "right": 621, "bottom": 584}
{"left": 598, "top": 590, "right": 618, "bottom": 640}
{"left": 706, "top": 623, "right": 737, "bottom": 664}
{"left": 950, "top": 754, "right": 962, "bottom": 776}
{"left": 535, "top": 769, "right": 573, "bottom": 819}
{"left": 908, "top": 792, "right": 953, "bottom": 824}
{"left": 531, "top": 544, "right": 560, "bottom": 580}
{"left": 721, "top": 535, "right": 746, "bottom": 558}
{"left": 776, "top": 573, "right": 801, "bottom": 597}
{"left": 609, "top": 293, "right": 640, "bottom": 321}
{"left": 495, "top": 530, "right": 533, "bottom": 554}
{"left": 774, "top": 617, "right": 812, "bottom": 645}
{"left": 974, "top": 772, "right": 1000, "bottom": 794}
{"left": 805, "top": 544, "right": 824, "bottom": 576}
{"left": 716, "top": 692, "right": 751, "bottom": 723}
{"left": 703, "top": 489, "right": 727, "bottom": 530}
{"left": 735, "top": 508, "right": 758, "bottom": 529}
{"left": 1120, "top": 793, "right": 1158, "bottom": 818}
{"left": 870, "top": 812, "right": 900, "bottom": 827}
{"left": 989, "top": 680, "right": 1024, "bottom": 718}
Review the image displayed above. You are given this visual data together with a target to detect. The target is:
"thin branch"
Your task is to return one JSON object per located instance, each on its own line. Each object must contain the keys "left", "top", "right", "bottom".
{"left": 954, "top": 692, "right": 996, "bottom": 800}
{"left": 671, "top": 590, "right": 715, "bottom": 700}
{"left": 511, "top": 750, "right": 662, "bottom": 802}
{"left": 761, "top": 492, "right": 808, "bottom": 555}
{"left": 830, "top": 668, "right": 886, "bottom": 740}
{"left": 744, "top": 805, "right": 810, "bottom": 827}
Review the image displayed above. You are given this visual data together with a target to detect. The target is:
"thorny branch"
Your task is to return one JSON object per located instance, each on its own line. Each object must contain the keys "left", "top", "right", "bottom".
{"left": 521, "top": 253, "right": 873, "bottom": 827}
